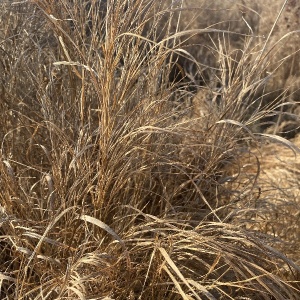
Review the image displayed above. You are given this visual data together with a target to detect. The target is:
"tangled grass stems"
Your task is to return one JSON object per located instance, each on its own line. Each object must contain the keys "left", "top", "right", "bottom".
{"left": 0, "top": 0, "right": 299, "bottom": 299}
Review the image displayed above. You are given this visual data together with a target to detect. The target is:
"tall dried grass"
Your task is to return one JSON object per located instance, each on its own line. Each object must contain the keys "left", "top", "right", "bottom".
{"left": 0, "top": 0, "right": 299, "bottom": 299}
{"left": 158, "top": 0, "right": 300, "bottom": 134}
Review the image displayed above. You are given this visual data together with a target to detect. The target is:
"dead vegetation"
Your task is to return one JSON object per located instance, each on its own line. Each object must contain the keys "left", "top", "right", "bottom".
{"left": 0, "top": 0, "right": 299, "bottom": 299}
{"left": 223, "top": 134, "right": 300, "bottom": 261}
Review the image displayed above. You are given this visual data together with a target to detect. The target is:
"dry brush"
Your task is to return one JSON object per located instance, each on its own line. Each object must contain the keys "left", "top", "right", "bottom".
{"left": 0, "top": 0, "right": 299, "bottom": 299}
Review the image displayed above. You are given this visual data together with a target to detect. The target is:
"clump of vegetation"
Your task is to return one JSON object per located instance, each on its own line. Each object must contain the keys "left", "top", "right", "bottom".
{"left": 0, "top": 0, "right": 299, "bottom": 299}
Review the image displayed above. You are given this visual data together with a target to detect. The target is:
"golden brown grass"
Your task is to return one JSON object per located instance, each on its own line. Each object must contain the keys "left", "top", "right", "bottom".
{"left": 0, "top": 0, "right": 299, "bottom": 299}
{"left": 158, "top": 0, "right": 300, "bottom": 134}
{"left": 223, "top": 134, "right": 300, "bottom": 263}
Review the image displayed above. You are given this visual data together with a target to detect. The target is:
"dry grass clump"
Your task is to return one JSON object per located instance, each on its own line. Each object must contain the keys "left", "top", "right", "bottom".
{"left": 0, "top": 0, "right": 299, "bottom": 299}
{"left": 145, "top": 0, "right": 261, "bottom": 92}
{"left": 157, "top": 0, "right": 300, "bottom": 135}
